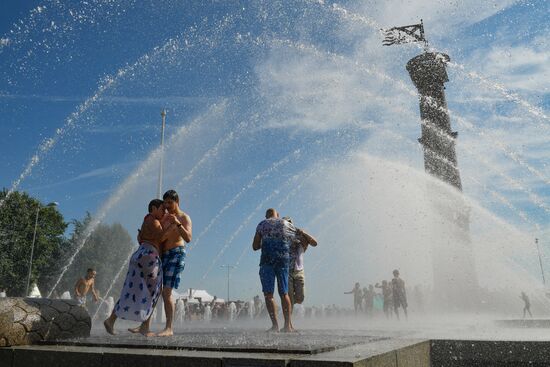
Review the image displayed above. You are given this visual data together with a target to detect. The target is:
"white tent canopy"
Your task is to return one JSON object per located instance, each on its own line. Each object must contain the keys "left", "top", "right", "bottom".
{"left": 177, "top": 288, "right": 224, "bottom": 304}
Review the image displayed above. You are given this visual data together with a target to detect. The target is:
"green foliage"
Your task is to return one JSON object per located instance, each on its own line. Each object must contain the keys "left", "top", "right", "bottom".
{"left": 0, "top": 189, "right": 67, "bottom": 296}
{"left": 0, "top": 190, "right": 135, "bottom": 299}
{"left": 55, "top": 212, "right": 135, "bottom": 299}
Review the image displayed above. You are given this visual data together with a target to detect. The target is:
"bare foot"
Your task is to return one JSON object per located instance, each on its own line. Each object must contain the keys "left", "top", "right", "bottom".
{"left": 103, "top": 319, "right": 116, "bottom": 335}
{"left": 156, "top": 328, "right": 173, "bottom": 337}
{"left": 141, "top": 330, "right": 156, "bottom": 337}
{"left": 280, "top": 326, "right": 297, "bottom": 333}
{"left": 128, "top": 326, "right": 154, "bottom": 336}
{"left": 266, "top": 326, "right": 279, "bottom": 333}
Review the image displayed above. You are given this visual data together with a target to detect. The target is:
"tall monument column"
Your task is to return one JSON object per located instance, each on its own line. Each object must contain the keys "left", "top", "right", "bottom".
{"left": 406, "top": 52, "right": 478, "bottom": 309}
{"left": 406, "top": 52, "right": 461, "bottom": 190}
{"left": 383, "top": 22, "right": 478, "bottom": 309}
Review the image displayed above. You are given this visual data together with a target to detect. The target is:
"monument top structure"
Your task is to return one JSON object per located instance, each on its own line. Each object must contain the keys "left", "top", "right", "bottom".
{"left": 382, "top": 19, "right": 428, "bottom": 51}
{"left": 406, "top": 52, "right": 450, "bottom": 95}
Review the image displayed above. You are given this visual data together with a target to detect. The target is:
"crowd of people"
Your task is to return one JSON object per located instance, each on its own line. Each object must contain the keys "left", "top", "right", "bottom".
{"left": 83, "top": 190, "right": 321, "bottom": 336}
{"left": 58, "top": 190, "right": 540, "bottom": 338}
{"left": 345, "top": 269, "right": 410, "bottom": 320}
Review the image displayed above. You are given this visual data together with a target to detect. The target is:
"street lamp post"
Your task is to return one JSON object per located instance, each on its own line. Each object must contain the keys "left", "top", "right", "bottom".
{"left": 535, "top": 238, "right": 546, "bottom": 286}
{"left": 157, "top": 109, "right": 166, "bottom": 199}
{"left": 25, "top": 201, "right": 58, "bottom": 297}
{"left": 220, "top": 265, "right": 235, "bottom": 303}
{"left": 152, "top": 109, "right": 166, "bottom": 319}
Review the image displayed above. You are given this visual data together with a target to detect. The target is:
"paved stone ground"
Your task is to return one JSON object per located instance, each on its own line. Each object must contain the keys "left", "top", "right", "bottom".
{"left": 8, "top": 318, "right": 550, "bottom": 366}
{"left": 43, "top": 328, "right": 389, "bottom": 354}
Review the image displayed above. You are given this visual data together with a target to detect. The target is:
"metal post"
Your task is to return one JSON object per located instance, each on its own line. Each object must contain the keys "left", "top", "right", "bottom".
{"left": 25, "top": 202, "right": 58, "bottom": 297}
{"left": 25, "top": 206, "right": 40, "bottom": 297}
{"left": 157, "top": 109, "right": 166, "bottom": 199}
{"left": 221, "top": 265, "right": 235, "bottom": 302}
{"left": 536, "top": 238, "right": 546, "bottom": 286}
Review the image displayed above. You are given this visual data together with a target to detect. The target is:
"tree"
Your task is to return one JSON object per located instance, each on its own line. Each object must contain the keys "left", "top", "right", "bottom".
{"left": 0, "top": 190, "right": 67, "bottom": 296}
{"left": 54, "top": 212, "right": 135, "bottom": 300}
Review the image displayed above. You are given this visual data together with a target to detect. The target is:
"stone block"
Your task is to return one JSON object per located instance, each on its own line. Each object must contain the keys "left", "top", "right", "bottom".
{"left": 38, "top": 305, "right": 59, "bottom": 322}
{"left": 223, "top": 358, "right": 289, "bottom": 367}
{"left": 0, "top": 298, "right": 90, "bottom": 346}
{"left": 48, "top": 301, "right": 70, "bottom": 313}
{"left": 0, "top": 348, "right": 13, "bottom": 367}
{"left": 102, "top": 352, "right": 165, "bottom": 367}
{"left": 42, "top": 322, "right": 61, "bottom": 339}
{"left": 395, "top": 341, "right": 430, "bottom": 367}
{"left": 21, "top": 313, "right": 42, "bottom": 332}
{"left": 12, "top": 348, "right": 101, "bottom": 367}
{"left": 9, "top": 324, "right": 26, "bottom": 345}
{"left": 0, "top": 308, "right": 14, "bottom": 340}
{"left": 431, "top": 339, "right": 550, "bottom": 366}
{"left": 55, "top": 313, "right": 77, "bottom": 331}
{"left": 166, "top": 355, "right": 221, "bottom": 367}
{"left": 362, "top": 352, "right": 397, "bottom": 367}
{"left": 11, "top": 307, "right": 25, "bottom": 323}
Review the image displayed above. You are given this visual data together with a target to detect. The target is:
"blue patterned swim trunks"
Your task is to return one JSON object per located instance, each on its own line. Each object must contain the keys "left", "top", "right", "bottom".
{"left": 162, "top": 246, "right": 186, "bottom": 289}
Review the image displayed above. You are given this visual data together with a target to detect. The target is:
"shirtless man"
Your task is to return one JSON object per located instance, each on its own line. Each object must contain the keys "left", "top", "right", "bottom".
{"left": 104, "top": 199, "right": 176, "bottom": 336}
{"left": 74, "top": 268, "right": 100, "bottom": 307}
{"left": 157, "top": 189, "right": 192, "bottom": 337}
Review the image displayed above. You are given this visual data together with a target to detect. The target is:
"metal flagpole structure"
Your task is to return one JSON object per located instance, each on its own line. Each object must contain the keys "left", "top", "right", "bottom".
{"left": 157, "top": 109, "right": 166, "bottom": 199}
{"left": 26, "top": 201, "right": 58, "bottom": 296}
{"left": 535, "top": 238, "right": 546, "bottom": 286}
{"left": 220, "top": 265, "right": 236, "bottom": 302}
{"left": 154, "top": 109, "right": 167, "bottom": 323}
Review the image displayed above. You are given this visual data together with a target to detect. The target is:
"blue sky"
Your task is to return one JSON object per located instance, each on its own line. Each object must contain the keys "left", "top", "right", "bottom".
{"left": 1, "top": 0, "right": 549, "bottom": 305}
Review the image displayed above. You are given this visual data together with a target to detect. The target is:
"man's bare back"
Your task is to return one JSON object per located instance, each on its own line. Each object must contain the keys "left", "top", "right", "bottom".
{"left": 139, "top": 215, "right": 168, "bottom": 253}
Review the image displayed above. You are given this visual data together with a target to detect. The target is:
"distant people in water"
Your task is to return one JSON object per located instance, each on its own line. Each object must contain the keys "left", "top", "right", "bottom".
{"left": 520, "top": 291, "right": 532, "bottom": 318}
{"left": 345, "top": 282, "right": 363, "bottom": 315}
{"left": 253, "top": 208, "right": 299, "bottom": 332}
{"left": 375, "top": 280, "right": 393, "bottom": 319}
{"left": 363, "top": 285, "right": 375, "bottom": 317}
{"left": 253, "top": 295, "right": 263, "bottom": 318}
{"left": 104, "top": 199, "right": 174, "bottom": 336}
{"left": 74, "top": 268, "right": 100, "bottom": 308}
{"left": 282, "top": 216, "right": 318, "bottom": 308}
{"left": 391, "top": 269, "right": 408, "bottom": 320}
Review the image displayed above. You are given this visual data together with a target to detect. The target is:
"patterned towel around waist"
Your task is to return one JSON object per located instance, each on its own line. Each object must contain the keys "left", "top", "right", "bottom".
{"left": 114, "top": 242, "right": 163, "bottom": 322}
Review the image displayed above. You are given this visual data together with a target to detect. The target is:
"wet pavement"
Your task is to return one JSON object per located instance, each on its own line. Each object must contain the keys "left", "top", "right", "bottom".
{"left": 42, "top": 328, "right": 389, "bottom": 354}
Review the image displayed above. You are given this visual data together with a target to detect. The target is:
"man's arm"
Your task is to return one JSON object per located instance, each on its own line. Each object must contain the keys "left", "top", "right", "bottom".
{"left": 174, "top": 214, "right": 192, "bottom": 243}
{"left": 298, "top": 228, "right": 317, "bottom": 247}
{"left": 156, "top": 218, "right": 177, "bottom": 243}
{"left": 74, "top": 279, "right": 83, "bottom": 297}
{"left": 252, "top": 232, "right": 262, "bottom": 251}
{"left": 91, "top": 280, "right": 100, "bottom": 302}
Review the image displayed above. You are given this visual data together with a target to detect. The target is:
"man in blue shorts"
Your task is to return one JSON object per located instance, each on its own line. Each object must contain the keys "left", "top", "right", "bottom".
{"left": 157, "top": 189, "right": 192, "bottom": 336}
{"left": 252, "top": 208, "right": 299, "bottom": 332}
